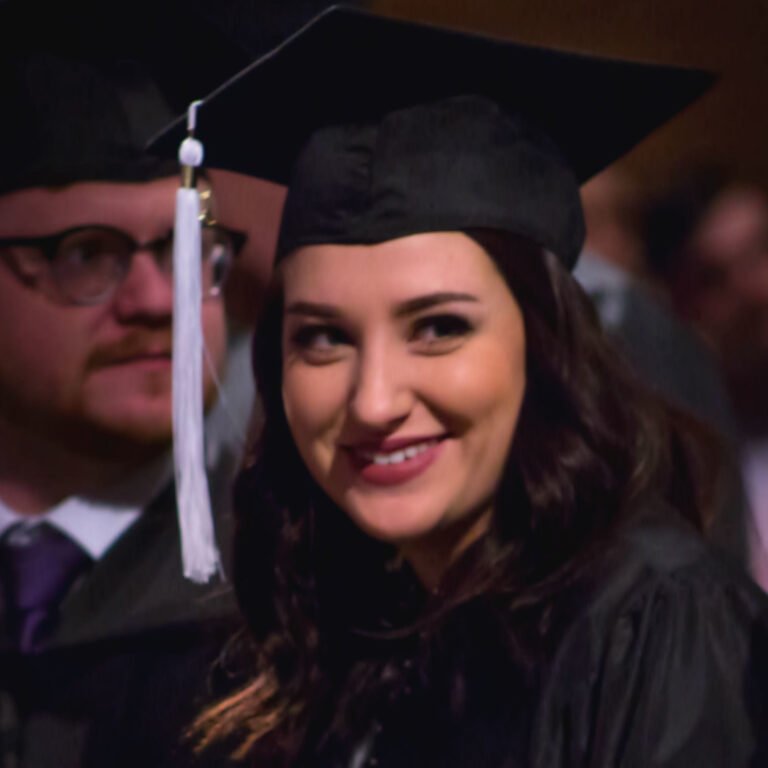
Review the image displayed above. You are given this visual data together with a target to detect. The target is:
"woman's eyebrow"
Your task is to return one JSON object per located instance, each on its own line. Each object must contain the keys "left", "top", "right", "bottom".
{"left": 395, "top": 291, "right": 479, "bottom": 316}
{"left": 284, "top": 292, "right": 479, "bottom": 318}
{"left": 284, "top": 301, "right": 340, "bottom": 318}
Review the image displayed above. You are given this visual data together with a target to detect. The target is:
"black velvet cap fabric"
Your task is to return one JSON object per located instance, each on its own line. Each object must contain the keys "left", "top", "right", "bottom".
{"left": 279, "top": 95, "right": 585, "bottom": 264}
{"left": 150, "top": 5, "right": 713, "bottom": 268}
{"left": 0, "top": 0, "right": 252, "bottom": 195}
{"left": 0, "top": 53, "right": 179, "bottom": 195}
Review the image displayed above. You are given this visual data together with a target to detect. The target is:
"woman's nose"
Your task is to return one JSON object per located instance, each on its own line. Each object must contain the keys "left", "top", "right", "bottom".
{"left": 348, "top": 342, "right": 413, "bottom": 430}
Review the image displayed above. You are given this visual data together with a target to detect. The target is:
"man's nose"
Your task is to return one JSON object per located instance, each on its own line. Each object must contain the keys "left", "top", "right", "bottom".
{"left": 348, "top": 341, "right": 413, "bottom": 430}
{"left": 111, "top": 249, "right": 173, "bottom": 322}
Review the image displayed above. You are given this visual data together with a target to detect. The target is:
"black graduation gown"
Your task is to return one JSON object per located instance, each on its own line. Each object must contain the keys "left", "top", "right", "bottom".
{"left": 326, "top": 511, "right": 768, "bottom": 768}
{"left": 0, "top": 481, "right": 240, "bottom": 768}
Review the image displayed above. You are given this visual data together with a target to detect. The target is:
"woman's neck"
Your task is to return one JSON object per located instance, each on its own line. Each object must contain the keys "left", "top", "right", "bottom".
{"left": 400, "top": 508, "right": 492, "bottom": 591}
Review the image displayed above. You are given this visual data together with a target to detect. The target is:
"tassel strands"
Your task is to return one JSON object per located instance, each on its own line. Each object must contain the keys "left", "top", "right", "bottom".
{"left": 172, "top": 101, "right": 221, "bottom": 583}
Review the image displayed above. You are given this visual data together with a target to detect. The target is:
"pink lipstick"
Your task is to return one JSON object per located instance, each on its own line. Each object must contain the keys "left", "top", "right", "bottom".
{"left": 346, "top": 436, "right": 445, "bottom": 486}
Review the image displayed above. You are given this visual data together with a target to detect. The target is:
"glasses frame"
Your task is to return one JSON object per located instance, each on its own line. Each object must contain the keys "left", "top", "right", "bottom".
{"left": 0, "top": 222, "right": 246, "bottom": 305}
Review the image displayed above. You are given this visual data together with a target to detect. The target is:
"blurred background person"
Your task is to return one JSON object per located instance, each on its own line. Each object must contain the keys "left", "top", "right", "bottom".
{"left": 647, "top": 171, "right": 768, "bottom": 589}
{"left": 577, "top": 166, "right": 748, "bottom": 563}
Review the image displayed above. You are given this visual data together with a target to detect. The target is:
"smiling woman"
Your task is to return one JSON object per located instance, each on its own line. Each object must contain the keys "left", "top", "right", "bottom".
{"left": 166, "top": 7, "right": 768, "bottom": 768}
{"left": 280, "top": 233, "right": 526, "bottom": 585}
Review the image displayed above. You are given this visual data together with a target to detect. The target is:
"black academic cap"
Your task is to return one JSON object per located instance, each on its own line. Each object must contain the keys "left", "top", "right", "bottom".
{"left": 0, "top": 52, "right": 184, "bottom": 195}
{"left": 151, "top": 5, "right": 712, "bottom": 267}
{"left": 0, "top": 0, "right": 321, "bottom": 195}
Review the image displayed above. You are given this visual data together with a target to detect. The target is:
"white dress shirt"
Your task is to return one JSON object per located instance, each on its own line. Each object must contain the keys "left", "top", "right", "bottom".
{"left": 742, "top": 441, "right": 768, "bottom": 592}
{"left": 0, "top": 452, "right": 173, "bottom": 560}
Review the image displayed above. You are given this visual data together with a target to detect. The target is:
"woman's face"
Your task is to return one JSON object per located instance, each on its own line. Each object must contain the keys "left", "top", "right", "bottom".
{"left": 281, "top": 232, "right": 526, "bottom": 577}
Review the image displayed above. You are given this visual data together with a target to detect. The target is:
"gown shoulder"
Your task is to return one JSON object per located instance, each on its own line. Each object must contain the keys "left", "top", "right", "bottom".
{"left": 532, "top": 510, "right": 768, "bottom": 768}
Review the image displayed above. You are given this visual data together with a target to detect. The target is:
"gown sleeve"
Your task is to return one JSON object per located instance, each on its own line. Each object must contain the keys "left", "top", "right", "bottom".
{"left": 531, "top": 532, "right": 768, "bottom": 768}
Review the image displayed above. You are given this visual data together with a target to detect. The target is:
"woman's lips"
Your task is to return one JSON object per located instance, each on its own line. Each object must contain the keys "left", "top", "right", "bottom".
{"left": 346, "top": 437, "right": 445, "bottom": 486}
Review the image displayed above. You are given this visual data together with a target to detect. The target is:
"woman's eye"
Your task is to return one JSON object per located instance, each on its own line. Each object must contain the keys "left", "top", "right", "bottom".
{"left": 411, "top": 314, "right": 472, "bottom": 349}
{"left": 289, "top": 324, "right": 350, "bottom": 360}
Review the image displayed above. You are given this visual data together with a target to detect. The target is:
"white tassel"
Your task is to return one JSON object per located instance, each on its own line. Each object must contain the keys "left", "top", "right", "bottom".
{"left": 172, "top": 102, "right": 221, "bottom": 583}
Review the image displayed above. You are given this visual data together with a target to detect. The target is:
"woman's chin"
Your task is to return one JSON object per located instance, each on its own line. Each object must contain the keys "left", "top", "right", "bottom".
{"left": 345, "top": 500, "right": 444, "bottom": 546}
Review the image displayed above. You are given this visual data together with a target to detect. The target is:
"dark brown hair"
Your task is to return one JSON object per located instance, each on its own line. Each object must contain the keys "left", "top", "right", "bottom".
{"left": 195, "top": 231, "right": 711, "bottom": 763}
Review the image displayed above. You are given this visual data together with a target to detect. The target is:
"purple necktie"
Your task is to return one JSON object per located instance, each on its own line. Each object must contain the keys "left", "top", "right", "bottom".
{"left": 0, "top": 523, "right": 91, "bottom": 653}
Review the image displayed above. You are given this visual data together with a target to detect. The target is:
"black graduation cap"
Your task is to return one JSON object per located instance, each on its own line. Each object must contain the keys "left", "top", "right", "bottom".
{"left": 0, "top": 0, "right": 336, "bottom": 195}
{"left": 0, "top": 52, "right": 181, "bottom": 196}
{"left": 151, "top": 5, "right": 712, "bottom": 268}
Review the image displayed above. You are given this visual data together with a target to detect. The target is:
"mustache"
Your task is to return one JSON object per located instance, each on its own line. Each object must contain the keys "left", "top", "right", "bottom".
{"left": 87, "top": 330, "right": 173, "bottom": 368}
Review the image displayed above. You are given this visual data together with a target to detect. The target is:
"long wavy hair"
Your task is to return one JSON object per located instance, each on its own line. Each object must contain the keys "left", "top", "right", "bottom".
{"left": 195, "top": 231, "right": 715, "bottom": 763}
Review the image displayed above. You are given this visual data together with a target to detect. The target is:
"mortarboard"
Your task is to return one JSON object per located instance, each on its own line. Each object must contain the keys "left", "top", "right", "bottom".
{"left": 0, "top": 0, "right": 255, "bottom": 195}
{"left": 0, "top": 53, "right": 180, "bottom": 196}
{"left": 150, "top": 5, "right": 713, "bottom": 269}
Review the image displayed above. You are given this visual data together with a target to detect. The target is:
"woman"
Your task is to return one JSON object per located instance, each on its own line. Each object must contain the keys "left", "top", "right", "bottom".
{"left": 158, "top": 8, "right": 768, "bottom": 766}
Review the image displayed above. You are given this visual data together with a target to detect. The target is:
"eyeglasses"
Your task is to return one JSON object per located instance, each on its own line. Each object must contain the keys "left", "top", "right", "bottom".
{"left": 0, "top": 223, "right": 245, "bottom": 305}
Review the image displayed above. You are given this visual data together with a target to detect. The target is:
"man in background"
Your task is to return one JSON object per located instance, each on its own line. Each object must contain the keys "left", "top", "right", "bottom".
{"left": 578, "top": 168, "right": 739, "bottom": 435}
{"left": 0, "top": 3, "right": 255, "bottom": 765}
{"left": 577, "top": 167, "right": 748, "bottom": 565}
{"left": 647, "top": 173, "right": 768, "bottom": 589}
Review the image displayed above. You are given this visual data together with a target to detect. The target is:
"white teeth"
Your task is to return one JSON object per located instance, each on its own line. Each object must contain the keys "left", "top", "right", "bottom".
{"left": 374, "top": 450, "right": 406, "bottom": 465}
{"left": 362, "top": 440, "right": 435, "bottom": 465}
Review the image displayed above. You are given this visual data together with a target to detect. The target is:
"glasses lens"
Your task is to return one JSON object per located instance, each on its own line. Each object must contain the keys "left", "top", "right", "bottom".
{"left": 201, "top": 227, "right": 235, "bottom": 295}
{"left": 52, "top": 228, "right": 130, "bottom": 304}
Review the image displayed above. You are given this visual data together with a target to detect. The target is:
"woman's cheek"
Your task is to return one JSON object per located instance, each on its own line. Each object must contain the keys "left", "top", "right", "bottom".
{"left": 283, "top": 363, "right": 351, "bottom": 454}
{"left": 419, "top": 339, "right": 524, "bottom": 423}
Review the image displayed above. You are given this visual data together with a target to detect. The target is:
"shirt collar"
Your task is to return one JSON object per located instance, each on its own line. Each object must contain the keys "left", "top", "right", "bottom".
{"left": 0, "top": 452, "right": 173, "bottom": 560}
